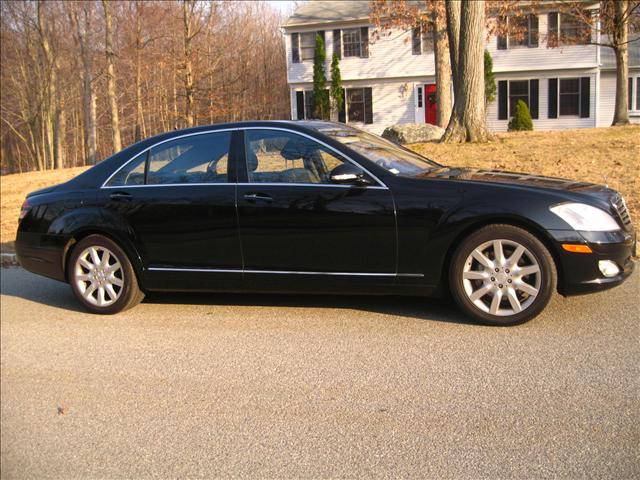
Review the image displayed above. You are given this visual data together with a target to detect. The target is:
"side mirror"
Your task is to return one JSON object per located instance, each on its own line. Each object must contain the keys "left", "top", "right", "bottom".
{"left": 329, "top": 163, "right": 371, "bottom": 186}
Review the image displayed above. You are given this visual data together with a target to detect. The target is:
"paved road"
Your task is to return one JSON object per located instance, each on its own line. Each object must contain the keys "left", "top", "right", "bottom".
{"left": 1, "top": 267, "right": 639, "bottom": 479}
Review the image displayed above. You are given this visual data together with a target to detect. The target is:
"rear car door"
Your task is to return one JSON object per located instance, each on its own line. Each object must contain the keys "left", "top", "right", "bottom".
{"left": 101, "top": 130, "right": 242, "bottom": 290}
{"left": 235, "top": 127, "right": 397, "bottom": 293}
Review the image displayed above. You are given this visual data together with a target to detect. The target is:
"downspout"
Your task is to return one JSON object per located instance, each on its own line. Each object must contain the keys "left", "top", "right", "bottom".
{"left": 595, "top": 17, "right": 601, "bottom": 127}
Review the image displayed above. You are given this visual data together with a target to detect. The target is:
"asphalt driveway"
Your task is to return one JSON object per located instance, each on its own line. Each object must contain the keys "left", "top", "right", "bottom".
{"left": 1, "top": 266, "right": 639, "bottom": 479}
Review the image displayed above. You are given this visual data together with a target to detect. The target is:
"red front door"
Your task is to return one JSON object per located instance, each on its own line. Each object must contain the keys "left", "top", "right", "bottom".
{"left": 424, "top": 84, "right": 437, "bottom": 125}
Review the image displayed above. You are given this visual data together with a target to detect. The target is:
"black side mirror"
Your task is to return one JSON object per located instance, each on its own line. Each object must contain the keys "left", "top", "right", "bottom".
{"left": 329, "top": 163, "right": 371, "bottom": 186}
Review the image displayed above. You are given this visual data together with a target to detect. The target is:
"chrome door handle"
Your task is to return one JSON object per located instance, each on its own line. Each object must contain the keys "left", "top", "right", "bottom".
{"left": 110, "top": 192, "right": 132, "bottom": 201}
{"left": 243, "top": 193, "right": 273, "bottom": 203}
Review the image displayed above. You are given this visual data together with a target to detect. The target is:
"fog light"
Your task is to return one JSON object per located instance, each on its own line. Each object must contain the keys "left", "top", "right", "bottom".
{"left": 598, "top": 260, "right": 620, "bottom": 278}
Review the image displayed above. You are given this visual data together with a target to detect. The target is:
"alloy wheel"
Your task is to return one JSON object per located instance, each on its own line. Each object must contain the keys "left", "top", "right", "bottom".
{"left": 461, "top": 239, "right": 541, "bottom": 317}
{"left": 73, "top": 246, "right": 124, "bottom": 307}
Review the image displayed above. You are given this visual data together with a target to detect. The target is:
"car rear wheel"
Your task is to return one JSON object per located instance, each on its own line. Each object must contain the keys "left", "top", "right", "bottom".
{"left": 69, "top": 234, "right": 144, "bottom": 314}
{"left": 449, "top": 224, "right": 556, "bottom": 326}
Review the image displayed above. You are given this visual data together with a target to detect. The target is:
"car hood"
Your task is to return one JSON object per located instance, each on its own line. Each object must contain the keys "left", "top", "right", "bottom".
{"left": 419, "top": 167, "right": 615, "bottom": 199}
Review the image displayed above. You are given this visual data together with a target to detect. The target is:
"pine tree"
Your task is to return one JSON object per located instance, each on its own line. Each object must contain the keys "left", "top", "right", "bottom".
{"left": 508, "top": 100, "right": 534, "bottom": 131}
{"left": 330, "top": 53, "right": 343, "bottom": 120}
{"left": 312, "top": 33, "right": 329, "bottom": 119}
{"left": 484, "top": 50, "right": 496, "bottom": 108}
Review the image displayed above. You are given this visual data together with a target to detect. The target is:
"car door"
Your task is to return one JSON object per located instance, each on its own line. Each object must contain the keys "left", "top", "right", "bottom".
{"left": 100, "top": 130, "right": 243, "bottom": 290}
{"left": 235, "top": 127, "right": 397, "bottom": 293}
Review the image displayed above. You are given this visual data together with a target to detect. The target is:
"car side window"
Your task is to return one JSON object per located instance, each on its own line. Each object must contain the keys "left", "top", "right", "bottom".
{"left": 244, "top": 129, "right": 347, "bottom": 184}
{"left": 147, "top": 132, "right": 231, "bottom": 185}
{"left": 106, "top": 132, "right": 231, "bottom": 187}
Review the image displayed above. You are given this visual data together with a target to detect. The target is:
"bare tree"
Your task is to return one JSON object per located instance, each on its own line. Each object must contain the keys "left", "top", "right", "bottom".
{"left": 102, "top": 0, "right": 122, "bottom": 152}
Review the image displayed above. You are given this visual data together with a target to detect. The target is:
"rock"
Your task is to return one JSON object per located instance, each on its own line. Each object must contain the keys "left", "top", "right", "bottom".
{"left": 382, "top": 123, "right": 445, "bottom": 145}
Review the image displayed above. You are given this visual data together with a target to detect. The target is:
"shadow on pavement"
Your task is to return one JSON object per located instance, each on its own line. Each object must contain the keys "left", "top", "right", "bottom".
{"left": 1, "top": 266, "right": 475, "bottom": 325}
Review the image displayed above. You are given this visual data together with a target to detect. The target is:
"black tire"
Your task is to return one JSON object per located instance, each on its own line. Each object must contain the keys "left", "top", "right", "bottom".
{"left": 449, "top": 224, "right": 557, "bottom": 326}
{"left": 68, "top": 234, "right": 144, "bottom": 314}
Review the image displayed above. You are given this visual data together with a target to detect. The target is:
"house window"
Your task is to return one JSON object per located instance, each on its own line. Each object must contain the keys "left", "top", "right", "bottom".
{"left": 508, "top": 15, "right": 538, "bottom": 48}
{"left": 559, "top": 78, "right": 580, "bottom": 116}
{"left": 412, "top": 26, "right": 434, "bottom": 55}
{"left": 629, "top": 76, "right": 640, "bottom": 111}
{"left": 299, "top": 32, "right": 316, "bottom": 61}
{"left": 560, "top": 13, "right": 590, "bottom": 45}
{"left": 343, "top": 28, "right": 362, "bottom": 57}
{"left": 298, "top": 90, "right": 329, "bottom": 120}
{"left": 417, "top": 86, "right": 423, "bottom": 108}
{"left": 304, "top": 91, "right": 315, "bottom": 119}
{"left": 347, "top": 88, "right": 365, "bottom": 122}
{"left": 509, "top": 80, "right": 530, "bottom": 115}
{"left": 343, "top": 87, "right": 373, "bottom": 124}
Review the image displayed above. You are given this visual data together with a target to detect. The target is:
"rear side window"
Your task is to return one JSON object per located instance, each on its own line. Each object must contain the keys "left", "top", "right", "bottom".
{"left": 106, "top": 132, "right": 231, "bottom": 186}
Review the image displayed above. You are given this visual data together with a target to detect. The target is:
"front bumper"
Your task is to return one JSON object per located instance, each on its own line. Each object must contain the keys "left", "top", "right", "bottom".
{"left": 549, "top": 229, "right": 636, "bottom": 296}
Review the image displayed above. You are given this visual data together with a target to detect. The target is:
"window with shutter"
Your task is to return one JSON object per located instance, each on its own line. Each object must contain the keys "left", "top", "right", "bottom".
{"left": 291, "top": 33, "right": 300, "bottom": 63}
{"left": 299, "top": 32, "right": 316, "bottom": 61}
{"left": 412, "top": 27, "right": 421, "bottom": 55}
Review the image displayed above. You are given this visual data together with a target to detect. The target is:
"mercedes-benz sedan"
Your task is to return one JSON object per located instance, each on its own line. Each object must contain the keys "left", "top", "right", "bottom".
{"left": 16, "top": 121, "right": 635, "bottom": 325}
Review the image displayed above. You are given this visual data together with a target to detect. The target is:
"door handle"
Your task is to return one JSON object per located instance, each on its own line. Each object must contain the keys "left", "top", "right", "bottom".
{"left": 110, "top": 192, "right": 132, "bottom": 201}
{"left": 243, "top": 193, "right": 273, "bottom": 203}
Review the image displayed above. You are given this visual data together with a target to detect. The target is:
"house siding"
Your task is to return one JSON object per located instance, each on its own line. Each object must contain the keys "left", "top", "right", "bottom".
{"left": 487, "top": 70, "right": 598, "bottom": 132}
{"left": 598, "top": 70, "right": 640, "bottom": 126}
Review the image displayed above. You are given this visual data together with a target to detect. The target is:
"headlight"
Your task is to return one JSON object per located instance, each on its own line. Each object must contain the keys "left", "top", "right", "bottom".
{"left": 550, "top": 203, "right": 620, "bottom": 232}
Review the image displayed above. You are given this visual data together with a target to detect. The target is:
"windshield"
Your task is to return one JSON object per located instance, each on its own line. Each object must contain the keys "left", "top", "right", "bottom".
{"left": 313, "top": 125, "right": 441, "bottom": 176}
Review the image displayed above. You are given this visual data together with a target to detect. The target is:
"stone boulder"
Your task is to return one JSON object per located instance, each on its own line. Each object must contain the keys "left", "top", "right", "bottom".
{"left": 381, "top": 123, "right": 444, "bottom": 145}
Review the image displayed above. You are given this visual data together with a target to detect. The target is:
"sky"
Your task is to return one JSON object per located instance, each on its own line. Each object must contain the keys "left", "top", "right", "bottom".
{"left": 268, "top": 0, "right": 300, "bottom": 15}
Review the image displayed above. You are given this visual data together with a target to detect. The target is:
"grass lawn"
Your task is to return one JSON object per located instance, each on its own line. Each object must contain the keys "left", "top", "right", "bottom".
{"left": 1, "top": 126, "right": 638, "bottom": 253}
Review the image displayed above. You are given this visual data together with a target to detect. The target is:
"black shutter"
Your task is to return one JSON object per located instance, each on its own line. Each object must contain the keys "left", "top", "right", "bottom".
{"left": 498, "top": 80, "right": 508, "bottom": 119}
{"left": 497, "top": 16, "right": 507, "bottom": 49}
{"left": 338, "top": 88, "right": 346, "bottom": 122}
{"left": 548, "top": 78, "right": 558, "bottom": 118}
{"left": 628, "top": 77, "right": 633, "bottom": 109}
{"left": 360, "top": 27, "right": 369, "bottom": 58}
{"left": 296, "top": 91, "right": 304, "bottom": 120}
{"left": 292, "top": 33, "right": 299, "bottom": 63}
{"left": 580, "top": 77, "right": 590, "bottom": 118}
{"left": 548, "top": 12, "right": 559, "bottom": 46}
{"left": 530, "top": 14, "right": 539, "bottom": 47}
{"left": 529, "top": 79, "right": 539, "bottom": 119}
{"left": 333, "top": 29, "right": 341, "bottom": 59}
{"left": 364, "top": 87, "right": 373, "bottom": 124}
{"left": 412, "top": 27, "right": 421, "bottom": 55}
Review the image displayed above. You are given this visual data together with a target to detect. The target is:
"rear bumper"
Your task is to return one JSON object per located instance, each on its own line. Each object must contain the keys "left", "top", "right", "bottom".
{"left": 15, "top": 231, "right": 68, "bottom": 282}
{"left": 549, "top": 229, "right": 636, "bottom": 296}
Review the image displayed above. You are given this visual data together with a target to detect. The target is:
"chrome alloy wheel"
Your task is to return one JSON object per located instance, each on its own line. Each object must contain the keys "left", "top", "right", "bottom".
{"left": 73, "top": 246, "right": 124, "bottom": 307}
{"left": 462, "top": 239, "right": 541, "bottom": 316}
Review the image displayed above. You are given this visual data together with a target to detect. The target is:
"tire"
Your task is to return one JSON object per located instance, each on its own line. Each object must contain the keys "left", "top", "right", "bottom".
{"left": 68, "top": 234, "right": 144, "bottom": 314}
{"left": 449, "top": 224, "right": 556, "bottom": 326}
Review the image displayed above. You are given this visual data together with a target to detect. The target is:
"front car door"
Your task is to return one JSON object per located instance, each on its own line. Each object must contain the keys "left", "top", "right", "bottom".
{"left": 235, "top": 127, "right": 397, "bottom": 294}
{"left": 101, "top": 129, "right": 243, "bottom": 291}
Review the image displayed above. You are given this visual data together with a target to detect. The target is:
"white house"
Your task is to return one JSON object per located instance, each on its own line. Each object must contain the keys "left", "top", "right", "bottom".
{"left": 283, "top": 1, "right": 640, "bottom": 134}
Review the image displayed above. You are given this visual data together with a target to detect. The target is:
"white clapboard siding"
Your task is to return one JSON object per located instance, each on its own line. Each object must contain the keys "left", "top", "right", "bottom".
{"left": 487, "top": 13, "right": 598, "bottom": 73}
{"left": 286, "top": 26, "right": 435, "bottom": 84}
{"left": 290, "top": 79, "right": 433, "bottom": 134}
{"left": 598, "top": 70, "right": 640, "bottom": 126}
{"left": 486, "top": 70, "right": 597, "bottom": 132}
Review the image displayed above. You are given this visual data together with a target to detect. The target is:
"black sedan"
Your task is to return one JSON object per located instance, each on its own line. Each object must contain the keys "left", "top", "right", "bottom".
{"left": 16, "top": 121, "right": 635, "bottom": 325}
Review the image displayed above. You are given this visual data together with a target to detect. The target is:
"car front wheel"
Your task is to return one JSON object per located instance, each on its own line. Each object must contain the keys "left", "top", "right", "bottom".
{"left": 449, "top": 224, "right": 557, "bottom": 326}
{"left": 69, "top": 234, "right": 144, "bottom": 314}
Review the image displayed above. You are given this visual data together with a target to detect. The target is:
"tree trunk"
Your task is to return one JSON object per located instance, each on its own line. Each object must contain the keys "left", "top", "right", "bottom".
{"left": 134, "top": 3, "right": 143, "bottom": 141}
{"left": 433, "top": 4, "right": 452, "bottom": 128}
{"left": 102, "top": 0, "right": 122, "bottom": 151}
{"left": 442, "top": 0, "right": 490, "bottom": 143}
{"left": 611, "top": 0, "right": 630, "bottom": 126}
{"left": 183, "top": 1, "right": 195, "bottom": 127}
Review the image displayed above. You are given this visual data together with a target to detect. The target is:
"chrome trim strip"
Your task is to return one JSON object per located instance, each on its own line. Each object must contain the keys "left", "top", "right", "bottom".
{"left": 147, "top": 266, "right": 423, "bottom": 277}
{"left": 100, "top": 126, "right": 389, "bottom": 190}
{"left": 100, "top": 128, "right": 238, "bottom": 188}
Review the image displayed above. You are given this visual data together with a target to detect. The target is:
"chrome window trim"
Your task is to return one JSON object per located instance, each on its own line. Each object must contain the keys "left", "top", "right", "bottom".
{"left": 101, "top": 126, "right": 389, "bottom": 190}
{"left": 148, "top": 266, "right": 423, "bottom": 277}
{"left": 100, "top": 128, "right": 238, "bottom": 189}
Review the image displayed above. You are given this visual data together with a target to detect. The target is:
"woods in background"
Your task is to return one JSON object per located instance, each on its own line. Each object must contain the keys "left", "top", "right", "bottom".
{"left": 0, "top": 0, "right": 290, "bottom": 174}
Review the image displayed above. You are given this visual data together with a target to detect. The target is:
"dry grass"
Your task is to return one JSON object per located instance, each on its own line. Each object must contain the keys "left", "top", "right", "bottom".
{"left": 1, "top": 126, "right": 638, "bottom": 253}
